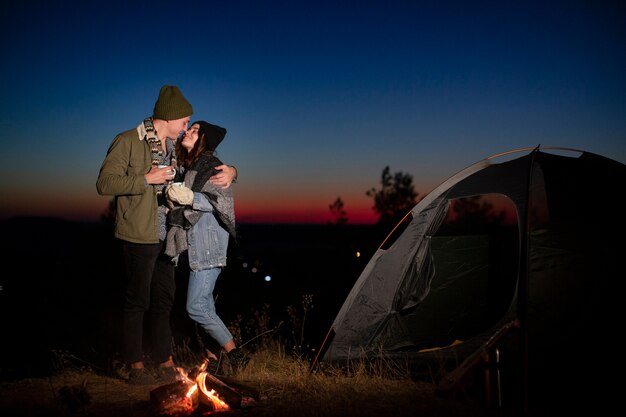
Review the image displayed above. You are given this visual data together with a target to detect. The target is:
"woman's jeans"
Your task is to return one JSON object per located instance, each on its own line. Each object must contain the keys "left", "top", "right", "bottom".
{"left": 121, "top": 241, "right": 175, "bottom": 364}
{"left": 186, "top": 267, "right": 233, "bottom": 347}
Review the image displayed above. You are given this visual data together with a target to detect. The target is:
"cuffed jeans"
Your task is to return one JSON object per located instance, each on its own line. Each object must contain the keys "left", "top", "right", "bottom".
{"left": 121, "top": 240, "right": 175, "bottom": 364}
{"left": 186, "top": 267, "right": 233, "bottom": 347}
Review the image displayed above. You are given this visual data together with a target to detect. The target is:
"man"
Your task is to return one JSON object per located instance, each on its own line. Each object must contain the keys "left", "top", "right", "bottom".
{"left": 96, "top": 85, "right": 237, "bottom": 385}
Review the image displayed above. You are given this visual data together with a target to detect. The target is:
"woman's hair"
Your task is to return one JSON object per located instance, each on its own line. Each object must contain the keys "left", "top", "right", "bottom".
{"left": 175, "top": 123, "right": 216, "bottom": 168}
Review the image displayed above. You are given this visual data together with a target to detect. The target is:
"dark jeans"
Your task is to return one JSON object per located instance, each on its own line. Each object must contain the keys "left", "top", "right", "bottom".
{"left": 121, "top": 240, "right": 175, "bottom": 364}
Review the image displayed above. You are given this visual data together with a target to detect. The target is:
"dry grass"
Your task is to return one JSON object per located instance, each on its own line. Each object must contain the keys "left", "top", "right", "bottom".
{"left": 0, "top": 370, "right": 152, "bottom": 417}
{"left": 231, "top": 341, "right": 498, "bottom": 417}
{"left": 0, "top": 341, "right": 502, "bottom": 417}
{"left": 0, "top": 297, "right": 513, "bottom": 417}
{"left": 0, "top": 293, "right": 512, "bottom": 417}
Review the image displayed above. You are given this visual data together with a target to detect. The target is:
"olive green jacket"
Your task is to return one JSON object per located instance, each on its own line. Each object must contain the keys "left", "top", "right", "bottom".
{"left": 96, "top": 127, "right": 159, "bottom": 243}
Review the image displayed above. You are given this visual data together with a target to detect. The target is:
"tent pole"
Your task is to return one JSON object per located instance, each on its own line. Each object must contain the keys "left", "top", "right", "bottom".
{"left": 518, "top": 146, "right": 540, "bottom": 411}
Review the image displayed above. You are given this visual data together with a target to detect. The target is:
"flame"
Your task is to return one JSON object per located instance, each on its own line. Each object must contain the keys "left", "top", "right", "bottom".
{"left": 186, "top": 383, "right": 198, "bottom": 398}
{"left": 180, "top": 362, "right": 230, "bottom": 412}
{"left": 196, "top": 372, "right": 230, "bottom": 411}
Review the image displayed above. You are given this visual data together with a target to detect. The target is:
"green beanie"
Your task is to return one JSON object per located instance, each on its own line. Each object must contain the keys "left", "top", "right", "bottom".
{"left": 153, "top": 85, "right": 193, "bottom": 120}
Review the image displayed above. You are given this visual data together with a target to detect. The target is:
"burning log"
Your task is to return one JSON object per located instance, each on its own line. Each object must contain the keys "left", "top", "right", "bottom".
{"left": 150, "top": 379, "right": 199, "bottom": 416}
{"left": 197, "top": 372, "right": 242, "bottom": 409}
{"left": 150, "top": 363, "right": 258, "bottom": 415}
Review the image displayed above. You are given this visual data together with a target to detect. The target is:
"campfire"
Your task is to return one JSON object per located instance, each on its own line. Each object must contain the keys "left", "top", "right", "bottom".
{"left": 150, "top": 359, "right": 256, "bottom": 415}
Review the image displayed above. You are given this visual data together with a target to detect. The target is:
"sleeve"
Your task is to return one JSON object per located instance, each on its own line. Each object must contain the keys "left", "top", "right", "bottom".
{"left": 96, "top": 134, "right": 149, "bottom": 196}
{"left": 192, "top": 192, "right": 214, "bottom": 213}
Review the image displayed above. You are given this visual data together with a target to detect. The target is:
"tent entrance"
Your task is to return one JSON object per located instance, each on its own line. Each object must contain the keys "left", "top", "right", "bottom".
{"left": 385, "top": 194, "right": 520, "bottom": 353}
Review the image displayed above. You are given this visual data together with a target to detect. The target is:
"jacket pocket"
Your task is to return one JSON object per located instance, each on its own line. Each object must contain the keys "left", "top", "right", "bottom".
{"left": 128, "top": 155, "right": 147, "bottom": 175}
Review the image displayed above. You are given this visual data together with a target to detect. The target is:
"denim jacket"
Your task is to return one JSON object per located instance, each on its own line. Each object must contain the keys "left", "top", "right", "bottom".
{"left": 187, "top": 192, "right": 229, "bottom": 271}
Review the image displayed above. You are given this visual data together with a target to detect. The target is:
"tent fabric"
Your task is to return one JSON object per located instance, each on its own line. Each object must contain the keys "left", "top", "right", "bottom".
{"left": 317, "top": 148, "right": 626, "bottom": 409}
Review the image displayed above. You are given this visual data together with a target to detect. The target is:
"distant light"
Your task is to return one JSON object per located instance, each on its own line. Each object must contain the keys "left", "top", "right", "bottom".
{"left": 251, "top": 267, "right": 258, "bottom": 273}
{"left": 0, "top": 285, "right": 3, "bottom": 291}
{"left": 264, "top": 275, "right": 272, "bottom": 282}
{"left": 242, "top": 262, "right": 248, "bottom": 268}
{"left": 355, "top": 251, "right": 361, "bottom": 258}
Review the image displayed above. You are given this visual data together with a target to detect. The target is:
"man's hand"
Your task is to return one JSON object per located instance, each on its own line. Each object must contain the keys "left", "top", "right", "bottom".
{"left": 145, "top": 165, "right": 175, "bottom": 185}
{"left": 209, "top": 165, "right": 238, "bottom": 189}
{"left": 166, "top": 185, "right": 194, "bottom": 206}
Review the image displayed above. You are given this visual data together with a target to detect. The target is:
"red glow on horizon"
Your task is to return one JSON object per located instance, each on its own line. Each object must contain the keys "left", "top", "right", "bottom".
{"left": 1, "top": 193, "right": 111, "bottom": 222}
{"left": 236, "top": 205, "right": 378, "bottom": 224}
{"left": 233, "top": 192, "right": 379, "bottom": 224}
{"left": 1, "top": 194, "right": 380, "bottom": 225}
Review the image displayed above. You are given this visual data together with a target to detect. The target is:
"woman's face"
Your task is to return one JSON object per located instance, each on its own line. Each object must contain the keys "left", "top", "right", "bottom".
{"left": 181, "top": 123, "right": 200, "bottom": 151}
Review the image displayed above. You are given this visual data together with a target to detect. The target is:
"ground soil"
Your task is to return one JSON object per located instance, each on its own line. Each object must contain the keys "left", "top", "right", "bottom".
{"left": 0, "top": 370, "right": 527, "bottom": 417}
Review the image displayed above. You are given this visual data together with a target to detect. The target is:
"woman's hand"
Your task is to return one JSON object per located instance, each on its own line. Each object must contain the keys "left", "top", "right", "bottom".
{"left": 166, "top": 185, "right": 194, "bottom": 205}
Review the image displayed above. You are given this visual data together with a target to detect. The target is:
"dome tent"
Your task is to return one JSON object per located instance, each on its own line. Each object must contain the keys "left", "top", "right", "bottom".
{"left": 314, "top": 147, "right": 626, "bottom": 412}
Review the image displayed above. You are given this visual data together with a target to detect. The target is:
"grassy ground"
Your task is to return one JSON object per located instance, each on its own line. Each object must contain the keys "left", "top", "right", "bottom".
{"left": 0, "top": 343, "right": 523, "bottom": 417}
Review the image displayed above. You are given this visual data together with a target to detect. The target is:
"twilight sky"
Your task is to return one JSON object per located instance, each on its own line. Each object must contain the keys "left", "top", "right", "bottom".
{"left": 1, "top": 0, "right": 624, "bottom": 224}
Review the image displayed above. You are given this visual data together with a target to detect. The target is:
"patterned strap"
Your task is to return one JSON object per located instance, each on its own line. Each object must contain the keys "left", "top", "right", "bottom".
{"left": 142, "top": 118, "right": 165, "bottom": 166}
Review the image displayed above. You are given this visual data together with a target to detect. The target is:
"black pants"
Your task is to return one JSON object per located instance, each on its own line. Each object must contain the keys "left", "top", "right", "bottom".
{"left": 121, "top": 240, "right": 175, "bottom": 364}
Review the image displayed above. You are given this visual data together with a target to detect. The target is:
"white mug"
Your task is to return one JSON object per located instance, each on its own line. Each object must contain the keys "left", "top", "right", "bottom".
{"left": 157, "top": 165, "right": 176, "bottom": 176}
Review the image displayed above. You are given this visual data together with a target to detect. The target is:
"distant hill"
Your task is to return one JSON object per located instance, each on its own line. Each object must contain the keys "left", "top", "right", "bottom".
{"left": 0, "top": 217, "right": 385, "bottom": 380}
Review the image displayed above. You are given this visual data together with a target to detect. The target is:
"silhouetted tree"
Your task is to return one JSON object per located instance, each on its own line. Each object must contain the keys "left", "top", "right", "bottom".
{"left": 366, "top": 166, "right": 418, "bottom": 225}
{"left": 328, "top": 197, "right": 348, "bottom": 225}
{"left": 440, "top": 196, "right": 506, "bottom": 234}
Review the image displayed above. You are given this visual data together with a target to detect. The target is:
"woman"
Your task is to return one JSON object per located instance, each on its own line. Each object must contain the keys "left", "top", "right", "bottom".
{"left": 164, "top": 121, "right": 249, "bottom": 374}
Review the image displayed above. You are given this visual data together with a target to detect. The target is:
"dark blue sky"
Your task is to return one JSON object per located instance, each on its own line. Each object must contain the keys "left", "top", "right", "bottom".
{"left": 1, "top": 1, "right": 624, "bottom": 223}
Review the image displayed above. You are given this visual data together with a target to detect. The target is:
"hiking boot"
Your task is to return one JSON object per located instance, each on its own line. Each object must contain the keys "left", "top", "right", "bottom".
{"left": 157, "top": 366, "right": 181, "bottom": 384}
{"left": 127, "top": 368, "right": 157, "bottom": 385}
{"left": 227, "top": 348, "right": 250, "bottom": 374}
{"left": 206, "top": 358, "right": 222, "bottom": 375}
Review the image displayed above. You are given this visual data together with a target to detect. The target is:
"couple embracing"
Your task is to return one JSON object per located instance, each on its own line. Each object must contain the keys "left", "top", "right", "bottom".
{"left": 97, "top": 85, "right": 248, "bottom": 385}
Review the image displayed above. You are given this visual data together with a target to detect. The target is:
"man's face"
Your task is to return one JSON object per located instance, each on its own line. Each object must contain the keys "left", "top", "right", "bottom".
{"left": 165, "top": 116, "right": 190, "bottom": 140}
